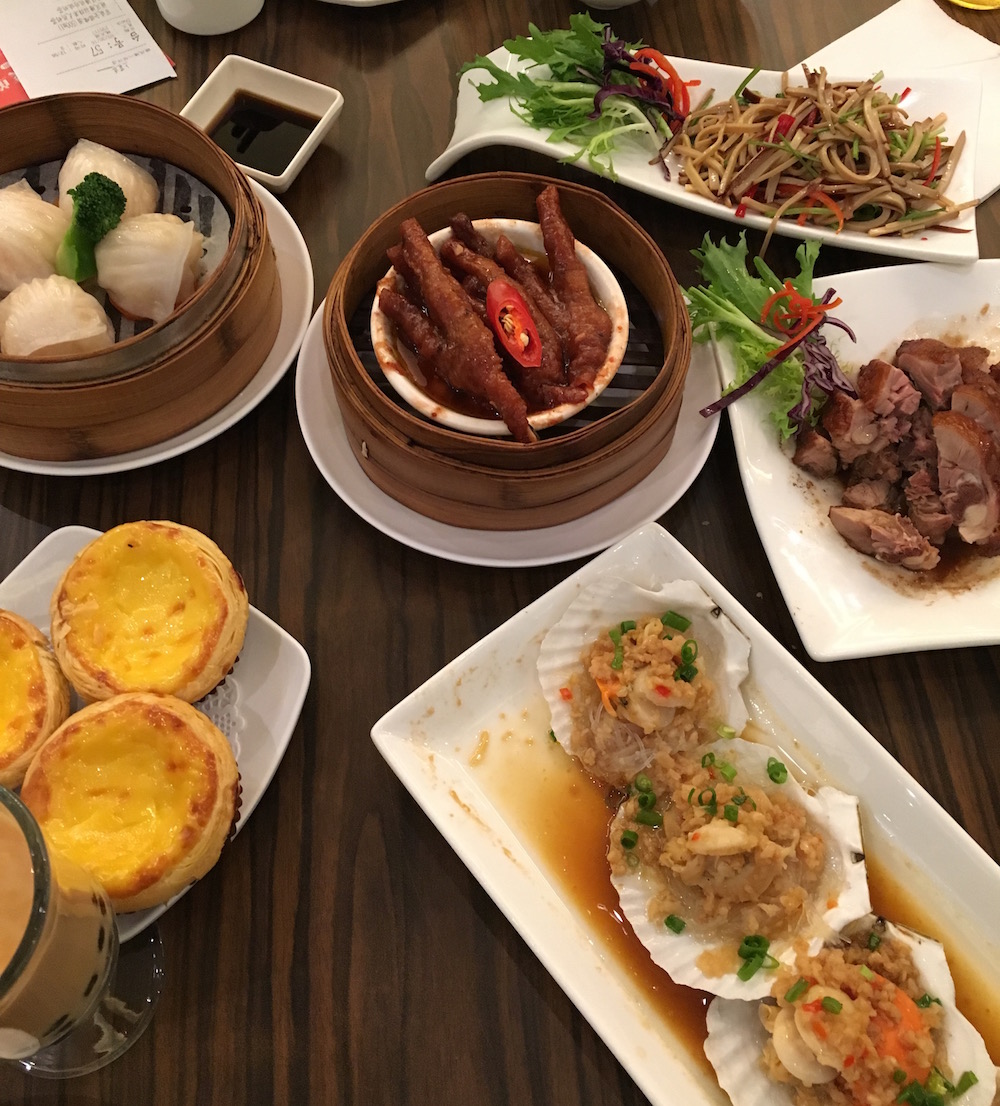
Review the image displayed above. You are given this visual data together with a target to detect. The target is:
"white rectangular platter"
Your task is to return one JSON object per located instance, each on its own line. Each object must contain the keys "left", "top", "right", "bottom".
{"left": 428, "top": 50, "right": 982, "bottom": 264}
{"left": 371, "top": 522, "right": 1000, "bottom": 1106}
{"left": 718, "top": 258, "right": 1000, "bottom": 661}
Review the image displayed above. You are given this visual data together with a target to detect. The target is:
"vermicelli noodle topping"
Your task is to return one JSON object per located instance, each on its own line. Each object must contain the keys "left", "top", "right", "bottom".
{"left": 660, "top": 66, "right": 976, "bottom": 246}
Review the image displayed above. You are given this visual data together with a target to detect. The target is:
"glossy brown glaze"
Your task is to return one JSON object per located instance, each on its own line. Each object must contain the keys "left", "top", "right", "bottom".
{"left": 1, "top": 0, "right": 999, "bottom": 1103}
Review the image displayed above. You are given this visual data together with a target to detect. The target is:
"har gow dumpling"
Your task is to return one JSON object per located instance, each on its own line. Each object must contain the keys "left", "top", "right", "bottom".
{"left": 0, "top": 275, "right": 114, "bottom": 358}
{"left": 0, "top": 180, "right": 72, "bottom": 295}
{"left": 58, "top": 139, "right": 158, "bottom": 222}
{"left": 95, "top": 213, "right": 204, "bottom": 323}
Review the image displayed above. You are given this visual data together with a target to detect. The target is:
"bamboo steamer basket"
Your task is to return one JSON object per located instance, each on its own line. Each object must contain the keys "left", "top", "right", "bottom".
{"left": 323, "top": 172, "right": 690, "bottom": 530}
{"left": 0, "top": 93, "right": 282, "bottom": 461}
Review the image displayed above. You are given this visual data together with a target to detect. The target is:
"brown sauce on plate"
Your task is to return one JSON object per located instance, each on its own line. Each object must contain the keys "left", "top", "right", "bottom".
{"left": 472, "top": 713, "right": 1000, "bottom": 1073}
{"left": 208, "top": 91, "right": 320, "bottom": 176}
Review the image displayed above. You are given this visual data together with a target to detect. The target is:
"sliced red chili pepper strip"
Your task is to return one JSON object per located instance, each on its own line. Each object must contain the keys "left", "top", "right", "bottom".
{"left": 773, "top": 112, "right": 796, "bottom": 139}
{"left": 634, "top": 47, "right": 689, "bottom": 115}
{"left": 485, "top": 279, "right": 542, "bottom": 368}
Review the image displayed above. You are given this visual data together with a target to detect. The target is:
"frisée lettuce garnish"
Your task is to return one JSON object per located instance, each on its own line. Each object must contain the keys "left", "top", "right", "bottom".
{"left": 687, "top": 233, "right": 857, "bottom": 440}
{"left": 458, "top": 13, "right": 689, "bottom": 175}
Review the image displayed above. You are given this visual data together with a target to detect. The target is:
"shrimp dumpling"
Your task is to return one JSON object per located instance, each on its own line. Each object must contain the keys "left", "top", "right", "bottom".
{"left": 95, "top": 213, "right": 204, "bottom": 323}
{"left": 57, "top": 139, "right": 158, "bottom": 221}
{"left": 0, "top": 275, "right": 114, "bottom": 358}
{"left": 0, "top": 180, "right": 72, "bottom": 295}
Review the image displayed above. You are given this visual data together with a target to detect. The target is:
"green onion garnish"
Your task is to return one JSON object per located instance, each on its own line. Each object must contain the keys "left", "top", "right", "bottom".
{"left": 717, "top": 760, "right": 737, "bottom": 782}
{"left": 784, "top": 978, "right": 808, "bottom": 1003}
{"left": 724, "top": 803, "right": 738, "bottom": 823}
{"left": 955, "top": 1072, "right": 979, "bottom": 1095}
{"left": 637, "top": 790, "right": 657, "bottom": 810}
{"left": 821, "top": 996, "right": 842, "bottom": 1014}
{"left": 675, "top": 664, "right": 698, "bottom": 683}
{"left": 636, "top": 809, "right": 662, "bottom": 828}
{"left": 661, "top": 610, "right": 691, "bottom": 632}
{"left": 716, "top": 724, "right": 736, "bottom": 739}
{"left": 867, "top": 931, "right": 881, "bottom": 951}
{"left": 696, "top": 787, "right": 718, "bottom": 817}
{"left": 738, "top": 935, "right": 768, "bottom": 957}
{"left": 620, "top": 620, "right": 636, "bottom": 633}
{"left": 634, "top": 773, "right": 653, "bottom": 793}
{"left": 766, "top": 757, "right": 788, "bottom": 784}
{"left": 702, "top": 752, "right": 716, "bottom": 768}
{"left": 916, "top": 993, "right": 942, "bottom": 1008}
{"left": 664, "top": 914, "right": 685, "bottom": 934}
{"left": 680, "top": 639, "right": 699, "bottom": 664}
{"left": 859, "top": 965, "right": 874, "bottom": 981}
{"left": 620, "top": 829, "right": 638, "bottom": 849}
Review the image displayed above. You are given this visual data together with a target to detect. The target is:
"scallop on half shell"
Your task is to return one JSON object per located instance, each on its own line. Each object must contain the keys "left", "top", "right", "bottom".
{"left": 609, "top": 737, "right": 871, "bottom": 1000}
{"left": 704, "top": 916, "right": 998, "bottom": 1106}
{"left": 537, "top": 578, "right": 751, "bottom": 787}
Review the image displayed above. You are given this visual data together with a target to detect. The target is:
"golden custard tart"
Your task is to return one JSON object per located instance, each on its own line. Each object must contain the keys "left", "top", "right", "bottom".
{"left": 20, "top": 691, "right": 240, "bottom": 913}
{"left": 50, "top": 520, "right": 249, "bottom": 703}
{"left": 0, "top": 609, "right": 71, "bottom": 788}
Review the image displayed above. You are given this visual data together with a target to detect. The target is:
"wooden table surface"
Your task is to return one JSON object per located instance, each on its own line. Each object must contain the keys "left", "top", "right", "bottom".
{"left": 2, "top": 0, "right": 999, "bottom": 1103}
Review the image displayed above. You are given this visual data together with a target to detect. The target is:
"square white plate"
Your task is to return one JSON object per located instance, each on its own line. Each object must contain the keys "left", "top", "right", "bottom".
{"left": 0, "top": 526, "right": 311, "bottom": 941}
{"left": 427, "top": 51, "right": 981, "bottom": 265}
{"left": 715, "top": 258, "right": 1000, "bottom": 661}
{"left": 181, "top": 55, "right": 344, "bottom": 193}
{"left": 371, "top": 522, "right": 1000, "bottom": 1106}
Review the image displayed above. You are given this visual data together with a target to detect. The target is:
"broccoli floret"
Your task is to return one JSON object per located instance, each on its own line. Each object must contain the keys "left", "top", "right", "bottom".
{"left": 55, "top": 172, "right": 127, "bottom": 282}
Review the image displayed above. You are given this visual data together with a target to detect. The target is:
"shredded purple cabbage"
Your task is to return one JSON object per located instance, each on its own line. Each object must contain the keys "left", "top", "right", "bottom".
{"left": 581, "top": 31, "right": 683, "bottom": 127}
{"left": 700, "top": 304, "right": 857, "bottom": 431}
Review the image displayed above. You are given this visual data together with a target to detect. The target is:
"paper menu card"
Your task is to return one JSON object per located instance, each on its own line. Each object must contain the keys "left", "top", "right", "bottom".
{"left": 0, "top": 0, "right": 174, "bottom": 102}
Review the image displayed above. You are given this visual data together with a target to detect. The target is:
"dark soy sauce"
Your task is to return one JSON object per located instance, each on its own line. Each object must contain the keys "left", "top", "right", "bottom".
{"left": 208, "top": 91, "right": 320, "bottom": 176}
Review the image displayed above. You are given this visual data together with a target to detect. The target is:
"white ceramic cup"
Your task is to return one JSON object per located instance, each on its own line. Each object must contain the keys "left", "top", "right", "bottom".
{"left": 154, "top": 0, "right": 264, "bottom": 35}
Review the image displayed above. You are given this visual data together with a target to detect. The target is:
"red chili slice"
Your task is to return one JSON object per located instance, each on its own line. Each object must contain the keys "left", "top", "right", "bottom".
{"left": 485, "top": 280, "right": 543, "bottom": 368}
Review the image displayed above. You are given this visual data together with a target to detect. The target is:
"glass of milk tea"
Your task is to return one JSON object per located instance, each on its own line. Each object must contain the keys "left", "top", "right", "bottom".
{"left": 0, "top": 786, "right": 164, "bottom": 1077}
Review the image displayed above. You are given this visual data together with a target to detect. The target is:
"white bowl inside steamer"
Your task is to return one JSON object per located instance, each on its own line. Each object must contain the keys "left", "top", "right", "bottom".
{"left": 369, "top": 217, "right": 630, "bottom": 437}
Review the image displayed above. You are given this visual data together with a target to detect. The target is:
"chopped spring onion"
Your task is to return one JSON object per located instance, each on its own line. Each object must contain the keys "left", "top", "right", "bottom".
{"left": 680, "top": 639, "right": 698, "bottom": 664}
{"left": 665, "top": 914, "right": 686, "bottom": 934}
{"left": 675, "top": 663, "right": 697, "bottom": 683}
{"left": 724, "top": 803, "right": 739, "bottom": 823}
{"left": 716, "top": 723, "right": 737, "bottom": 739}
{"left": 717, "top": 760, "right": 737, "bottom": 782}
{"left": 784, "top": 978, "right": 809, "bottom": 1003}
{"left": 609, "top": 627, "right": 624, "bottom": 670}
{"left": 821, "top": 996, "right": 843, "bottom": 1014}
{"left": 867, "top": 930, "right": 882, "bottom": 951}
{"left": 661, "top": 610, "right": 692, "bottom": 632}
{"left": 916, "top": 993, "right": 942, "bottom": 1008}
{"left": 636, "top": 808, "right": 663, "bottom": 828}
{"left": 620, "top": 619, "right": 636, "bottom": 632}
{"left": 634, "top": 773, "right": 653, "bottom": 793}
{"left": 701, "top": 752, "right": 716, "bottom": 768}
{"left": 955, "top": 1072, "right": 979, "bottom": 1095}
{"left": 767, "top": 757, "right": 788, "bottom": 784}
{"left": 637, "top": 790, "right": 657, "bottom": 810}
{"left": 859, "top": 965, "right": 874, "bottom": 981}
{"left": 621, "top": 829, "right": 639, "bottom": 849}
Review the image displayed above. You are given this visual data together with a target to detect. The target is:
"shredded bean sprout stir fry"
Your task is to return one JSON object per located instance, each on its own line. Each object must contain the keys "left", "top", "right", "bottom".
{"left": 659, "top": 66, "right": 976, "bottom": 245}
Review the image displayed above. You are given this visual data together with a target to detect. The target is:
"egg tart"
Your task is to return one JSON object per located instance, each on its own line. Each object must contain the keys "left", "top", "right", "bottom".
{"left": 50, "top": 520, "right": 249, "bottom": 703}
{"left": 0, "top": 610, "right": 71, "bottom": 788}
{"left": 20, "top": 691, "right": 240, "bottom": 913}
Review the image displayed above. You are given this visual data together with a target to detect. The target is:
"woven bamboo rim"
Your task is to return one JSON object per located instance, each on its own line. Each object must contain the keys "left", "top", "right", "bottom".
{"left": 322, "top": 172, "right": 690, "bottom": 529}
{"left": 0, "top": 93, "right": 281, "bottom": 460}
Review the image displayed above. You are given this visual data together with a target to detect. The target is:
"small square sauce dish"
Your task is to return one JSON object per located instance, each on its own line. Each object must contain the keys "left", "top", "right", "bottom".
{"left": 180, "top": 55, "right": 344, "bottom": 193}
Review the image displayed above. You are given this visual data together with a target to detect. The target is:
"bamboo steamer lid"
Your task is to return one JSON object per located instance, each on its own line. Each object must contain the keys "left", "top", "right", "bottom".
{"left": 0, "top": 93, "right": 282, "bottom": 461}
{"left": 323, "top": 172, "right": 691, "bottom": 529}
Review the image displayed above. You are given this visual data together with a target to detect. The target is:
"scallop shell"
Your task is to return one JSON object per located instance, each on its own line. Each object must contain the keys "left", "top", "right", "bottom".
{"left": 537, "top": 577, "right": 751, "bottom": 783}
{"left": 610, "top": 737, "right": 871, "bottom": 1000}
{"left": 704, "top": 918, "right": 998, "bottom": 1106}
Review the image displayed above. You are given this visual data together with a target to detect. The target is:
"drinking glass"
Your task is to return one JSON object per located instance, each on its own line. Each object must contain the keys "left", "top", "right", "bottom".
{"left": 0, "top": 786, "right": 164, "bottom": 1078}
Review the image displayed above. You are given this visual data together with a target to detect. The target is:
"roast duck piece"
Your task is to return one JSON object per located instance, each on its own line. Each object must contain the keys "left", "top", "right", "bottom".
{"left": 792, "top": 336, "right": 1000, "bottom": 569}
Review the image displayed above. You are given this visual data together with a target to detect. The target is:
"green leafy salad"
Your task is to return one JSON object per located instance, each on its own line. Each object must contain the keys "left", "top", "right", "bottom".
{"left": 459, "top": 13, "right": 690, "bottom": 174}
{"left": 686, "top": 234, "right": 857, "bottom": 440}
